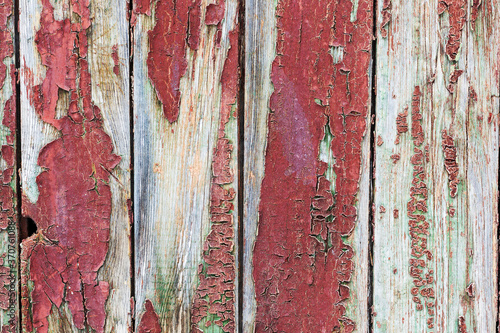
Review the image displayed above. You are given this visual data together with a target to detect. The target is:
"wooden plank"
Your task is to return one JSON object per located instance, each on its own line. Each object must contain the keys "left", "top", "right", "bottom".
{"left": 245, "top": 0, "right": 374, "bottom": 331}
{"left": 0, "top": 0, "right": 17, "bottom": 331}
{"left": 19, "top": 0, "right": 131, "bottom": 331}
{"left": 372, "top": 0, "right": 499, "bottom": 331}
{"left": 132, "top": 0, "right": 240, "bottom": 331}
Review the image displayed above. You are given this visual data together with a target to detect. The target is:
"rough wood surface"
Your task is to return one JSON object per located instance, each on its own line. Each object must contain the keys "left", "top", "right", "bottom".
{"left": 0, "top": 0, "right": 17, "bottom": 331}
{"left": 372, "top": 0, "right": 499, "bottom": 331}
{"left": 132, "top": 0, "right": 240, "bottom": 331}
{"left": 245, "top": 0, "right": 374, "bottom": 331}
{"left": 19, "top": 0, "right": 131, "bottom": 331}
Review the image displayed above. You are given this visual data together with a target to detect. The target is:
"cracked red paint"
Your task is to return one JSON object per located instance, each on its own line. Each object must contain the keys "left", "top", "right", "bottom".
{"left": 205, "top": 1, "right": 225, "bottom": 26}
{"left": 190, "top": 21, "right": 239, "bottom": 333}
{"left": 439, "top": 0, "right": 467, "bottom": 60}
{"left": 147, "top": 0, "right": 201, "bottom": 123}
{"left": 253, "top": 0, "right": 373, "bottom": 331}
{"left": 0, "top": 0, "right": 16, "bottom": 330}
{"left": 380, "top": 0, "right": 392, "bottom": 38}
{"left": 408, "top": 86, "right": 435, "bottom": 329}
{"left": 21, "top": 1, "right": 120, "bottom": 332}
{"left": 442, "top": 130, "right": 459, "bottom": 197}
{"left": 138, "top": 300, "right": 161, "bottom": 333}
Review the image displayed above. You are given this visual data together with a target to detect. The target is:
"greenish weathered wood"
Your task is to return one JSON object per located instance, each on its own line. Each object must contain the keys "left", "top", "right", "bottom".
{"left": 0, "top": 0, "right": 17, "bottom": 331}
{"left": 373, "top": 1, "right": 498, "bottom": 332}
{"left": 133, "top": 1, "right": 240, "bottom": 331}
{"left": 20, "top": 0, "right": 131, "bottom": 331}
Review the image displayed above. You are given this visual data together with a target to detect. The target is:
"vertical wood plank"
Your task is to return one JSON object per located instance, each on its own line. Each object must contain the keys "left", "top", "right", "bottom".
{"left": 245, "top": 0, "right": 374, "bottom": 331}
{"left": 132, "top": 0, "right": 240, "bottom": 331}
{"left": 0, "top": 0, "right": 17, "bottom": 331}
{"left": 19, "top": 0, "right": 131, "bottom": 331}
{"left": 373, "top": 0, "right": 499, "bottom": 331}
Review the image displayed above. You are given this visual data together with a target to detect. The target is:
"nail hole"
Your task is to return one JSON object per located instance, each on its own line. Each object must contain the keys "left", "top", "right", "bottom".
{"left": 20, "top": 217, "right": 37, "bottom": 240}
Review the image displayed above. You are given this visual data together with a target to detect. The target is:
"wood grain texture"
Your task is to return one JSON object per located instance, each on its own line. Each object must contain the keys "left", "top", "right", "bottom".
{"left": 19, "top": 0, "right": 131, "bottom": 331}
{"left": 0, "top": 0, "right": 17, "bottom": 331}
{"left": 242, "top": 0, "right": 276, "bottom": 330}
{"left": 133, "top": 0, "right": 240, "bottom": 331}
{"left": 372, "top": 0, "right": 499, "bottom": 331}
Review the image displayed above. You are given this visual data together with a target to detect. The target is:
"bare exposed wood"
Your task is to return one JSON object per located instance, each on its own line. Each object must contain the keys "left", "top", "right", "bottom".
{"left": 19, "top": 0, "right": 131, "bottom": 331}
{"left": 133, "top": 0, "right": 240, "bottom": 331}
{"left": 373, "top": 0, "right": 499, "bottom": 331}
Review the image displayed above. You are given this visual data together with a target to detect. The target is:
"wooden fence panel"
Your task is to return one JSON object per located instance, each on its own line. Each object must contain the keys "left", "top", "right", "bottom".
{"left": 19, "top": 0, "right": 131, "bottom": 331}
{"left": 0, "top": 0, "right": 17, "bottom": 331}
{"left": 373, "top": 0, "right": 499, "bottom": 332}
{"left": 132, "top": 0, "right": 240, "bottom": 331}
{"left": 244, "top": 0, "right": 374, "bottom": 331}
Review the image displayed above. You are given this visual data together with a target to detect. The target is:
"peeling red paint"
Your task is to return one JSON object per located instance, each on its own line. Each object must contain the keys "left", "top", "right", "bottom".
{"left": 138, "top": 300, "right": 161, "bottom": 333}
{"left": 449, "top": 206, "right": 456, "bottom": 217}
{"left": 0, "top": 0, "right": 16, "bottom": 331}
{"left": 395, "top": 107, "right": 408, "bottom": 144}
{"left": 21, "top": 1, "right": 120, "bottom": 332}
{"left": 471, "top": 0, "right": 481, "bottom": 27}
{"left": 393, "top": 209, "right": 399, "bottom": 219}
{"left": 253, "top": 0, "right": 373, "bottom": 331}
{"left": 112, "top": 44, "right": 120, "bottom": 76}
{"left": 147, "top": 0, "right": 202, "bottom": 123}
{"left": 458, "top": 316, "right": 467, "bottom": 333}
{"left": 439, "top": 0, "right": 467, "bottom": 60}
{"left": 380, "top": 0, "right": 392, "bottom": 38}
{"left": 442, "top": 130, "right": 459, "bottom": 197}
{"left": 190, "top": 22, "right": 239, "bottom": 333}
{"left": 380, "top": 206, "right": 386, "bottom": 213}
{"left": 447, "top": 69, "right": 463, "bottom": 93}
{"left": 408, "top": 86, "right": 435, "bottom": 328}
{"left": 377, "top": 135, "right": 384, "bottom": 146}
{"left": 205, "top": 1, "right": 225, "bottom": 26}
{"left": 466, "top": 283, "right": 475, "bottom": 297}
{"left": 391, "top": 154, "right": 400, "bottom": 163}
{"left": 469, "top": 87, "right": 478, "bottom": 101}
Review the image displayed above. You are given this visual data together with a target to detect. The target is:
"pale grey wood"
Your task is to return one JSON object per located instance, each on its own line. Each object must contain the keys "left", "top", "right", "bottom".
{"left": 133, "top": 1, "right": 240, "bottom": 331}
{"left": 242, "top": 0, "right": 276, "bottom": 330}
{"left": 373, "top": 1, "right": 498, "bottom": 332}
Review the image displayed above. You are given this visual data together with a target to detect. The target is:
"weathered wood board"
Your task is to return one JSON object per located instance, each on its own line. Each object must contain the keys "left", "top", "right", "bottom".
{"left": 19, "top": 0, "right": 131, "bottom": 332}
{"left": 244, "top": 0, "right": 374, "bottom": 331}
{"left": 0, "top": 0, "right": 17, "bottom": 331}
{"left": 132, "top": 0, "right": 240, "bottom": 331}
{"left": 8, "top": 0, "right": 500, "bottom": 332}
{"left": 373, "top": 0, "right": 499, "bottom": 332}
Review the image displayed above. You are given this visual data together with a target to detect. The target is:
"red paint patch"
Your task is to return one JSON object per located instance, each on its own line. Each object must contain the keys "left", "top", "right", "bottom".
{"left": 391, "top": 154, "right": 400, "bottom": 163}
{"left": 393, "top": 209, "right": 399, "bottom": 219}
{"left": 442, "top": 130, "right": 459, "bottom": 197}
{"left": 408, "top": 86, "right": 435, "bottom": 328}
{"left": 134, "top": 0, "right": 152, "bottom": 15}
{"left": 395, "top": 107, "right": 408, "bottom": 144}
{"left": 147, "top": 0, "right": 201, "bottom": 123}
{"left": 21, "top": 1, "right": 120, "bottom": 332}
{"left": 138, "top": 300, "right": 161, "bottom": 333}
{"left": 380, "top": 0, "right": 392, "bottom": 38}
{"left": 458, "top": 316, "right": 467, "bottom": 333}
{"left": 253, "top": 0, "right": 373, "bottom": 331}
{"left": 439, "top": 0, "right": 467, "bottom": 60}
{"left": 205, "top": 1, "right": 225, "bottom": 26}
{"left": 191, "top": 23, "right": 239, "bottom": 333}
{"left": 471, "top": 0, "right": 481, "bottom": 27}
{"left": 447, "top": 69, "right": 463, "bottom": 93}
